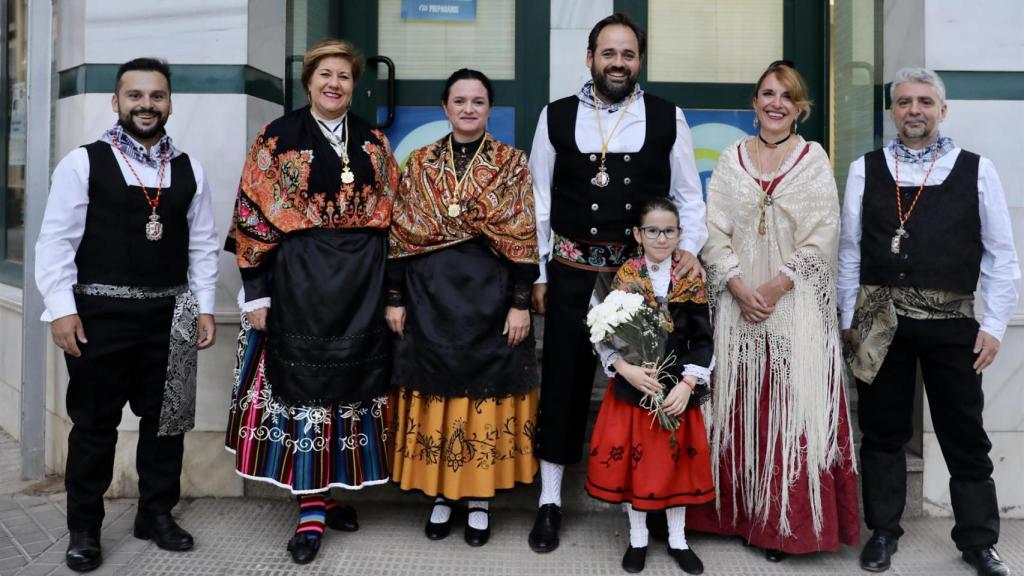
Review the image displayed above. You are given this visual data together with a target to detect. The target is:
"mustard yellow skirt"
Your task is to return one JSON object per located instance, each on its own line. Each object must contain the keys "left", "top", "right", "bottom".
{"left": 391, "top": 387, "right": 539, "bottom": 500}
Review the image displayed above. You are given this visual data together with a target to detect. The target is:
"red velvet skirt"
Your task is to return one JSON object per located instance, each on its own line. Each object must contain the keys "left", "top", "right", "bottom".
{"left": 585, "top": 381, "right": 715, "bottom": 511}
{"left": 686, "top": 371, "right": 860, "bottom": 554}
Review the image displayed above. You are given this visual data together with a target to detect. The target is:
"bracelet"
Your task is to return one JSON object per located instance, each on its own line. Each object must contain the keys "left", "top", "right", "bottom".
{"left": 682, "top": 378, "right": 697, "bottom": 391}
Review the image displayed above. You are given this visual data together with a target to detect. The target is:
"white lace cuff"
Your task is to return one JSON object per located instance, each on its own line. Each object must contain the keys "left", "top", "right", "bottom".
{"left": 240, "top": 297, "right": 271, "bottom": 313}
{"left": 595, "top": 341, "right": 621, "bottom": 378}
{"left": 779, "top": 264, "right": 798, "bottom": 282}
{"left": 682, "top": 364, "right": 711, "bottom": 387}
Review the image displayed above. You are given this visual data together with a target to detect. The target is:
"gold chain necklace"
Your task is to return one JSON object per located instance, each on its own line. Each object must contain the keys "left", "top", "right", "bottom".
{"left": 444, "top": 133, "right": 487, "bottom": 217}
{"left": 315, "top": 112, "right": 354, "bottom": 184}
{"left": 591, "top": 85, "right": 636, "bottom": 188}
{"left": 753, "top": 136, "right": 794, "bottom": 235}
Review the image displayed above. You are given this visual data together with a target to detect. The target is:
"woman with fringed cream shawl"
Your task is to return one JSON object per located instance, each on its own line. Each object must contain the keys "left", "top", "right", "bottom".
{"left": 385, "top": 69, "right": 539, "bottom": 547}
{"left": 686, "top": 61, "right": 860, "bottom": 560}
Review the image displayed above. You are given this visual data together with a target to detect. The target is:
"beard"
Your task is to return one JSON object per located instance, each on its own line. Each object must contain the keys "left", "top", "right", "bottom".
{"left": 118, "top": 108, "right": 168, "bottom": 141}
{"left": 899, "top": 117, "right": 933, "bottom": 140}
{"left": 591, "top": 63, "right": 638, "bottom": 103}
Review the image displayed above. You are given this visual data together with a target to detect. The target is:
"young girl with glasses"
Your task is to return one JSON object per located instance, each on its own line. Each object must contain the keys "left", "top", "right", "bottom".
{"left": 585, "top": 197, "right": 714, "bottom": 574}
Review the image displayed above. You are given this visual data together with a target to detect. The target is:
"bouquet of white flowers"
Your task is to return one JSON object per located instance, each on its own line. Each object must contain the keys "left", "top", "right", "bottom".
{"left": 586, "top": 290, "right": 681, "bottom": 442}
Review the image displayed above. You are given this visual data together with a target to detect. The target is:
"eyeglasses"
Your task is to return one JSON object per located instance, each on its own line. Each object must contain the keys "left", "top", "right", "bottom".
{"left": 639, "top": 226, "right": 681, "bottom": 240}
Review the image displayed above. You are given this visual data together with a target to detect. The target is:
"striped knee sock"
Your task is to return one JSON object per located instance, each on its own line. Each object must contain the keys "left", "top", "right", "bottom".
{"left": 296, "top": 493, "right": 326, "bottom": 535}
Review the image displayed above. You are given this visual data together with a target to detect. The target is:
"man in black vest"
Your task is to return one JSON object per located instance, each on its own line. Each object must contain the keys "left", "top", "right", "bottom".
{"left": 35, "top": 58, "right": 219, "bottom": 572}
{"left": 527, "top": 13, "right": 705, "bottom": 554}
{"left": 839, "top": 68, "right": 1019, "bottom": 576}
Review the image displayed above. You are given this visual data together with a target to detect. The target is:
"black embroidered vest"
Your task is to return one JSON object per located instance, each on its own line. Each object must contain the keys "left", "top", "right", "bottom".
{"left": 76, "top": 142, "right": 196, "bottom": 287}
{"left": 860, "top": 148, "right": 982, "bottom": 292}
{"left": 548, "top": 94, "right": 676, "bottom": 243}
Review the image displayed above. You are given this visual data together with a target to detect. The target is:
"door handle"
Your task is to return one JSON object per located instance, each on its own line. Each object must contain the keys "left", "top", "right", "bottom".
{"left": 367, "top": 55, "right": 395, "bottom": 129}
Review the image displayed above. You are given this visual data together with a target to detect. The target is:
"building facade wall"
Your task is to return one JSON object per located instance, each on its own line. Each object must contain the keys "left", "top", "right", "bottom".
{"left": 0, "top": 0, "right": 1020, "bottom": 516}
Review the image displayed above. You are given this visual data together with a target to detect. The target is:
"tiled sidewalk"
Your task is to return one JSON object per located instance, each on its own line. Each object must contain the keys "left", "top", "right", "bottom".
{"left": 2, "top": 430, "right": 1022, "bottom": 575}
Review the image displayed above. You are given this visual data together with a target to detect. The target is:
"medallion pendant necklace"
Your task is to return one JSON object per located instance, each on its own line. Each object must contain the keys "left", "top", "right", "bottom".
{"left": 113, "top": 142, "right": 169, "bottom": 241}
{"left": 591, "top": 86, "right": 636, "bottom": 188}
{"left": 890, "top": 143, "right": 940, "bottom": 254}
{"left": 317, "top": 115, "right": 355, "bottom": 184}
{"left": 445, "top": 133, "right": 487, "bottom": 218}
{"left": 753, "top": 135, "right": 794, "bottom": 235}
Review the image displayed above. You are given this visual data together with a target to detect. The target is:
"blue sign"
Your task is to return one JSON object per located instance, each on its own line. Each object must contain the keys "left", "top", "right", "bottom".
{"left": 682, "top": 109, "right": 756, "bottom": 199}
{"left": 379, "top": 105, "right": 515, "bottom": 168}
{"left": 401, "top": 0, "right": 476, "bottom": 21}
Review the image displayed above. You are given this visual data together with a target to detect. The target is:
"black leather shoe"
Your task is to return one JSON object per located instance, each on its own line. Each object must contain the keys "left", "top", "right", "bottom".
{"left": 425, "top": 501, "right": 452, "bottom": 541}
{"left": 464, "top": 507, "right": 491, "bottom": 547}
{"left": 286, "top": 531, "right": 321, "bottom": 565}
{"left": 622, "top": 545, "right": 647, "bottom": 573}
{"left": 133, "top": 513, "right": 194, "bottom": 551}
{"left": 962, "top": 547, "right": 1010, "bottom": 576}
{"left": 325, "top": 504, "right": 359, "bottom": 532}
{"left": 66, "top": 529, "right": 102, "bottom": 572}
{"left": 859, "top": 532, "right": 898, "bottom": 572}
{"left": 764, "top": 548, "right": 788, "bottom": 562}
{"left": 668, "top": 546, "right": 704, "bottom": 574}
{"left": 528, "top": 504, "right": 562, "bottom": 553}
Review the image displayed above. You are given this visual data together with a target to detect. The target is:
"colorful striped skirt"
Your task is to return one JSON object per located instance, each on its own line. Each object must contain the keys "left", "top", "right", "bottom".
{"left": 391, "top": 387, "right": 538, "bottom": 500}
{"left": 225, "top": 318, "right": 391, "bottom": 494}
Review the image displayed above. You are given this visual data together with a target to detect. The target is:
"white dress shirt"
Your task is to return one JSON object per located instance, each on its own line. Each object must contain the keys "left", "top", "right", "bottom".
{"left": 838, "top": 147, "right": 1020, "bottom": 340}
{"left": 594, "top": 255, "right": 713, "bottom": 385}
{"left": 529, "top": 91, "right": 707, "bottom": 283}
{"left": 35, "top": 139, "right": 220, "bottom": 321}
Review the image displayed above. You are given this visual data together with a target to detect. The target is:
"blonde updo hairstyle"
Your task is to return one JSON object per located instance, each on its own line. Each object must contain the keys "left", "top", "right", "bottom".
{"left": 300, "top": 38, "right": 365, "bottom": 97}
{"left": 752, "top": 61, "right": 813, "bottom": 125}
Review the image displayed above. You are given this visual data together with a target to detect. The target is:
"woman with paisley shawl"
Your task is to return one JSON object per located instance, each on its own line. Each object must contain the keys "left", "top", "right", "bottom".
{"left": 686, "top": 61, "right": 859, "bottom": 561}
{"left": 223, "top": 39, "right": 400, "bottom": 565}
{"left": 386, "top": 69, "right": 540, "bottom": 547}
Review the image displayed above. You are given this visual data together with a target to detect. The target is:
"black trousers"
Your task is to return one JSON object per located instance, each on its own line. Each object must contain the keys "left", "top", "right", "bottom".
{"left": 857, "top": 316, "right": 999, "bottom": 551}
{"left": 64, "top": 295, "right": 184, "bottom": 531}
{"left": 536, "top": 260, "right": 600, "bottom": 465}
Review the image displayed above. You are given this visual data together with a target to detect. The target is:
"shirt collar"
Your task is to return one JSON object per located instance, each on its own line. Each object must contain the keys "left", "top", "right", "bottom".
{"left": 576, "top": 80, "right": 644, "bottom": 113}
{"left": 887, "top": 135, "right": 955, "bottom": 164}
{"left": 100, "top": 123, "right": 179, "bottom": 168}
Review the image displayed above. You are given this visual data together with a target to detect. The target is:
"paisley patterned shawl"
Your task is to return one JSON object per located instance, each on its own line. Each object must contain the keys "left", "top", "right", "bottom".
{"left": 388, "top": 134, "right": 538, "bottom": 264}
{"left": 609, "top": 256, "right": 708, "bottom": 332}
{"left": 232, "top": 107, "right": 400, "bottom": 269}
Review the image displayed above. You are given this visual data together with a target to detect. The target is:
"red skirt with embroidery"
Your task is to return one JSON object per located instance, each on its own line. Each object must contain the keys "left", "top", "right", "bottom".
{"left": 585, "top": 381, "right": 715, "bottom": 511}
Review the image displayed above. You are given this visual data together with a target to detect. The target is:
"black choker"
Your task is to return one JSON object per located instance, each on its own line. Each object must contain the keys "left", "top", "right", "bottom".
{"left": 758, "top": 133, "right": 792, "bottom": 149}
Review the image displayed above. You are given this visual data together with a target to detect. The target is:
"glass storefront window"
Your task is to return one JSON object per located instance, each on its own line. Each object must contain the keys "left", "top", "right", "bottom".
{"left": 377, "top": 0, "right": 515, "bottom": 80}
{"left": 831, "top": 0, "right": 881, "bottom": 195}
{"left": 2, "top": 0, "right": 27, "bottom": 277}
{"left": 648, "top": 0, "right": 783, "bottom": 83}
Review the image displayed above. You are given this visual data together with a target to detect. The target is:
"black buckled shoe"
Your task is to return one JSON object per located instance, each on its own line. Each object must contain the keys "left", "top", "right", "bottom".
{"left": 764, "top": 548, "right": 788, "bottom": 562}
{"left": 962, "top": 547, "right": 1010, "bottom": 576}
{"left": 133, "top": 513, "right": 194, "bottom": 551}
{"left": 424, "top": 501, "right": 452, "bottom": 541}
{"left": 464, "top": 507, "right": 491, "bottom": 547}
{"left": 859, "top": 532, "right": 898, "bottom": 572}
{"left": 66, "top": 529, "right": 102, "bottom": 572}
{"left": 528, "top": 503, "right": 562, "bottom": 553}
{"left": 622, "top": 546, "right": 647, "bottom": 573}
{"left": 669, "top": 546, "right": 704, "bottom": 574}
{"left": 286, "top": 531, "right": 322, "bottom": 565}
{"left": 325, "top": 503, "right": 359, "bottom": 532}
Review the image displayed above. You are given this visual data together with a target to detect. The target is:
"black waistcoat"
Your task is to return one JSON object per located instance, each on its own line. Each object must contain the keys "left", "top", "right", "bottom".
{"left": 76, "top": 142, "right": 196, "bottom": 287}
{"left": 860, "top": 148, "right": 982, "bottom": 292}
{"left": 548, "top": 94, "right": 676, "bottom": 243}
